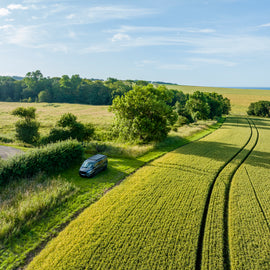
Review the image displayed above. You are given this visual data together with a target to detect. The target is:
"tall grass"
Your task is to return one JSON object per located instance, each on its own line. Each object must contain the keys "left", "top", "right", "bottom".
{"left": 0, "top": 173, "right": 77, "bottom": 242}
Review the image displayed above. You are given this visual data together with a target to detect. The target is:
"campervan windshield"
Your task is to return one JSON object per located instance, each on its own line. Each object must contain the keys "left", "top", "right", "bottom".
{"left": 81, "top": 161, "right": 95, "bottom": 168}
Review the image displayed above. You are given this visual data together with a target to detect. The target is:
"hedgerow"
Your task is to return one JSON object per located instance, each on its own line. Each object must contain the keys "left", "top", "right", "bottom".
{"left": 0, "top": 140, "right": 84, "bottom": 186}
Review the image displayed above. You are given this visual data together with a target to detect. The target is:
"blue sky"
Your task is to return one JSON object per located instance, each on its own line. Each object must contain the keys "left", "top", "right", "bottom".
{"left": 1, "top": 0, "right": 270, "bottom": 87}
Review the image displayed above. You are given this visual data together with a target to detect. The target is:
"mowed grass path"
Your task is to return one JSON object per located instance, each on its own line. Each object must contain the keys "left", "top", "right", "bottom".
{"left": 28, "top": 116, "right": 254, "bottom": 269}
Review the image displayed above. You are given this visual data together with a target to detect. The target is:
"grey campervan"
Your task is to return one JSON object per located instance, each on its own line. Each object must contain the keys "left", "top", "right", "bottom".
{"left": 79, "top": 154, "right": 108, "bottom": 177}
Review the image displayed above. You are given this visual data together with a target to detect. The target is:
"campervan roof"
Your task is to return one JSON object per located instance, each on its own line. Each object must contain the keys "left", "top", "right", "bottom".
{"left": 87, "top": 154, "right": 106, "bottom": 161}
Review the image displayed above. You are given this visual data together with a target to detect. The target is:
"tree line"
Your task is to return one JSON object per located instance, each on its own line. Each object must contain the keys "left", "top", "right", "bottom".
{"left": 110, "top": 85, "right": 231, "bottom": 143}
{"left": 0, "top": 70, "right": 156, "bottom": 105}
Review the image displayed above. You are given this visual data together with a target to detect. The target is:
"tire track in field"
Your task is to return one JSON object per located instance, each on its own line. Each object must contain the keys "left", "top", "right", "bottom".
{"left": 226, "top": 119, "right": 261, "bottom": 267}
{"left": 244, "top": 167, "right": 270, "bottom": 233}
{"left": 195, "top": 118, "right": 257, "bottom": 270}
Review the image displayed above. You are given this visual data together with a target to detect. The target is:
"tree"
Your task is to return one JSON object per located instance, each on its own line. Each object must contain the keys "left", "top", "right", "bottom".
{"left": 38, "top": 90, "right": 51, "bottom": 102}
{"left": 247, "top": 101, "right": 270, "bottom": 117}
{"left": 185, "top": 91, "right": 210, "bottom": 120}
{"left": 110, "top": 84, "right": 177, "bottom": 142}
{"left": 11, "top": 107, "right": 40, "bottom": 144}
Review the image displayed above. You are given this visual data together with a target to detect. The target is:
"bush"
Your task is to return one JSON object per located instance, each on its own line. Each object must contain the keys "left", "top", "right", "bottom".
{"left": 0, "top": 136, "right": 14, "bottom": 143}
{"left": 14, "top": 120, "right": 40, "bottom": 144}
{"left": 0, "top": 140, "right": 84, "bottom": 186}
{"left": 40, "top": 113, "right": 95, "bottom": 145}
{"left": 11, "top": 107, "right": 40, "bottom": 144}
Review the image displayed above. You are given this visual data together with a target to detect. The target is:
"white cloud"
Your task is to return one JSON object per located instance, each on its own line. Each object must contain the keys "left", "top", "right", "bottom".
{"left": 0, "top": 24, "right": 12, "bottom": 30}
{"left": 66, "top": 6, "right": 156, "bottom": 24}
{"left": 109, "top": 25, "right": 215, "bottom": 34}
{"left": 135, "top": 60, "right": 157, "bottom": 67}
{"left": 82, "top": 45, "right": 120, "bottom": 53}
{"left": 190, "top": 58, "right": 237, "bottom": 67}
{"left": 258, "top": 23, "right": 270, "bottom": 28}
{"left": 157, "top": 64, "right": 192, "bottom": 70}
{"left": 0, "top": 8, "right": 10, "bottom": 16}
{"left": 66, "top": 14, "right": 75, "bottom": 19}
{"left": 87, "top": 6, "right": 156, "bottom": 21}
{"left": 7, "top": 26, "right": 37, "bottom": 46}
{"left": 68, "top": 31, "right": 76, "bottom": 39}
{"left": 112, "top": 33, "right": 131, "bottom": 42}
{"left": 190, "top": 35, "right": 270, "bottom": 55}
{"left": 7, "top": 4, "right": 28, "bottom": 10}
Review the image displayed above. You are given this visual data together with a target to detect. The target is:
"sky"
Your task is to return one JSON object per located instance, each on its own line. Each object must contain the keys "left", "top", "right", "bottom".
{"left": 1, "top": 0, "right": 270, "bottom": 87}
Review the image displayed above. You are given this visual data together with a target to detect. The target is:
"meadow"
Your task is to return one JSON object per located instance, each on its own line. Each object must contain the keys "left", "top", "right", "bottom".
{"left": 0, "top": 102, "right": 113, "bottom": 139}
{"left": 27, "top": 116, "right": 268, "bottom": 269}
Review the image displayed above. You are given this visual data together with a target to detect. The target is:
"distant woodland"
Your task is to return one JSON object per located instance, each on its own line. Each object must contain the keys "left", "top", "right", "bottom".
{"left": 0, "top": 70, "right": 176, "bottom": 105}
{"left": 0, "top": 70, "right": 147, "bottom": 105}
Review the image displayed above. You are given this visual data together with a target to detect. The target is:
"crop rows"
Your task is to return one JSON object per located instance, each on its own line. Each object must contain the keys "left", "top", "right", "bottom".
{"left": 199, "top": 118, "right": 258, "bottom": 270}
{"left": 27, "top": 116, "right": 254, "bottom": 269}
{"left": 229, "top": 117, "right": 270, "bottom": 269}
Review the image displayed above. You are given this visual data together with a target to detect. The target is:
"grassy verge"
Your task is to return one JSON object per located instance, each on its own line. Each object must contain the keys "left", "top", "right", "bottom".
{"left": 0, "top": 118, "right": 224, "bottom": 270}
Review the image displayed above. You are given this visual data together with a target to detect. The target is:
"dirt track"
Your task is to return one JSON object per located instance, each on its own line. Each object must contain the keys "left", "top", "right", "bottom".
{"left": 0, "top": 145, "right": 23, "bottom": 160}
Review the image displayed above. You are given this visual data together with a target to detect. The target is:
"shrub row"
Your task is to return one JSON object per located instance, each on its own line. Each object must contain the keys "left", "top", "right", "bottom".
{"left": 0, "top": 136, "right": 14, "bottom": 143}
{"left": 0, "top": 140, "right": 84, "bottom": 186}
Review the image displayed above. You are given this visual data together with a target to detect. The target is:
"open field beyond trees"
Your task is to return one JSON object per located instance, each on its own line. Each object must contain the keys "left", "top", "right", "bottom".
{"left": 169, "top": 85, "right": 270, "bottom": 115}
{"left": 27, "top": 116, "right": 270, "bottom": 269}
{"left": 0, "top": 102, "right": 113, "bottom": 139}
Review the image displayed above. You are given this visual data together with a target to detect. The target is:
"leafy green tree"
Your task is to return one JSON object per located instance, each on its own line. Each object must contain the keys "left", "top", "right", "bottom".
{"left": 110, "top": 84, "right": 177, "bottom": 142}
{"left": 205, "top": 92, "right": 231, "bottom": 118}
{"left": 38, "top": 90, "right": 52, "bottom": 102}
{"left": 185, "top": 91, "right": 210, "bottom": 120}
{"left": 247, "top": 101, "right": 270, "bottom": 117}
{"left": 222, "top": 97, "right": 231, "bottom": 114}
{"left": 11, "top": 107, "right": 40, "bottom": 144}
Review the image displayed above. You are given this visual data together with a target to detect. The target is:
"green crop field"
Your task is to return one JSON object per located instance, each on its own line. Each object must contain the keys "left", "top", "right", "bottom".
{"left": 229, "top": 117, "right": 270, "bottom": 269}
{"left": 27, "top": 115, "right": 270, "bottom": 270}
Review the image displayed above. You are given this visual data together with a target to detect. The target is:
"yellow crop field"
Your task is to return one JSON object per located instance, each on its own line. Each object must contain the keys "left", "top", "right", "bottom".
{"left": 28, "top": 116, "right": 262, "bottom": 269}
{"left": 168, "top": 85, "right": 270, "bottom": 115}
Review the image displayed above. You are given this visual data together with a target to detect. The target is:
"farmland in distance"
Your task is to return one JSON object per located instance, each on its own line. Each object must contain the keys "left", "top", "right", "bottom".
{"left": 168, "top": 85, "right": 270, "bottom": 115}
